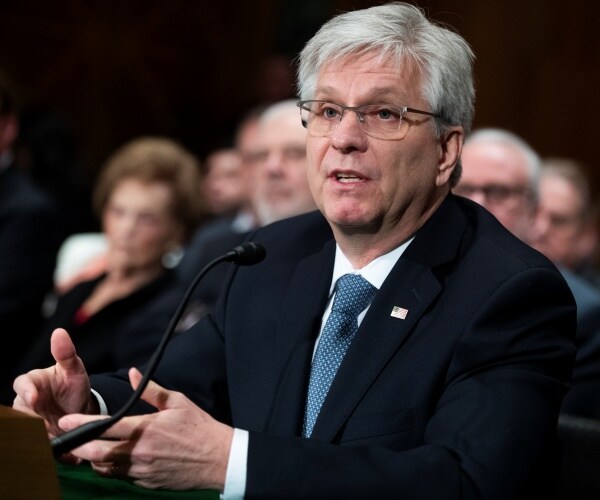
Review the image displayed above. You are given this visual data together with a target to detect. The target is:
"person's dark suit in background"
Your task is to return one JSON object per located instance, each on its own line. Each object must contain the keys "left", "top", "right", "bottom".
{"left": 13, "top": 4, "right": 576, "bottom": 499}
{"left": 0, "top": 73, "right": 63, "bottom": 401}
{"left": 457, "top": 127, "right": 600, "bottom": 419}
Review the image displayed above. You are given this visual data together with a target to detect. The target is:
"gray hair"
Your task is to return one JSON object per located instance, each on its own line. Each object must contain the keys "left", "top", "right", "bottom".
{"left": 258, "top": 99, "right": 299, "bottom": 126}
{"left": 464, "top": 128, "right": 542, "bottom": 201}
{"left": 297, "top": 2, "right": 475, "bottom": 185}
{"left": 297, "top": 2, "right": 475, "bottom": 133}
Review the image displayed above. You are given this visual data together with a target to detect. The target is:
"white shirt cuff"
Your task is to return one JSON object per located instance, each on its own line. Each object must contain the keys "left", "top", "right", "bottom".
{"left": 221, "top": 428, "right": 248, "bottom": 500}
{"left": 90, "top": 388, "right": 108, "bottom": 415}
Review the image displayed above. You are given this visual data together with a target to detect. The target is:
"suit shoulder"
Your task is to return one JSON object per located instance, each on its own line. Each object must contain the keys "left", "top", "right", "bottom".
{"left": 458, "top": 196, "right": 556, "bottom": 271}
{"left": 250, "top": 210, "right": 333, "bottom": 254}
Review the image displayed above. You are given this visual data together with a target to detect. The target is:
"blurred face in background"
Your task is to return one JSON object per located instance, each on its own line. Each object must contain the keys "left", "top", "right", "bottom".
{"left": 252, "top": 106, "right": 316, "bottom": 225}
{"left": 102, "top": 178, "right": 183, "bottom": 274}
{"left": 532, "top": 173, "right": 597, "bottom": 269}
{"left": 457, "top": 140, "right": 535, "bottom": 241}
{"left": 202, "top": 148, "right": 246, "bottom": 216}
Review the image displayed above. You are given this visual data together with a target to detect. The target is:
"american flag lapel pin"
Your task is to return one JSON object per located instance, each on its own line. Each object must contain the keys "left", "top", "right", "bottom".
{"left": 390, "top": 306, "right": 409, "bottom": 320}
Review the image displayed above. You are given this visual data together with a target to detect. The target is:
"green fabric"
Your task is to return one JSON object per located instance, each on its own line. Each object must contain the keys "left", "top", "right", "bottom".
{"left": 58, "top": 462, "right": 219, "bottom": 499}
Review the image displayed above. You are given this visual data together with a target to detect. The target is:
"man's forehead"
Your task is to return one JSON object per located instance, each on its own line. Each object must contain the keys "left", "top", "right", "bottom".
{"left": 540, "top": 176, "right": 584, "bottom": 209}
{"left": 316, "top": 52, "right": 420, "bottom": 97}
{"left": 463, "top": 143, "right": 530, "bottom": 173}
{"left": 320, "top": 49, "right": 407, "bottom": 71}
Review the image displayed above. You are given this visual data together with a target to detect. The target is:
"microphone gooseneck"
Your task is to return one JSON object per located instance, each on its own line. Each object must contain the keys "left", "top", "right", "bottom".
{"left": 50, "top": 241, "right": 266, "bottom": 457}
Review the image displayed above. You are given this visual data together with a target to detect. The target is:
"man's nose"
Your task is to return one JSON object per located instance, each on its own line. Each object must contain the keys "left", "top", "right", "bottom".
{"left": 329, "top": 110, "right": 368, "bottom": 151}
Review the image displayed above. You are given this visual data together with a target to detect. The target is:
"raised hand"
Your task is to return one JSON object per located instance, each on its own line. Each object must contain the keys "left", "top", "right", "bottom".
{"left": 12, "top": 328, "right": 96, "bottom": 438}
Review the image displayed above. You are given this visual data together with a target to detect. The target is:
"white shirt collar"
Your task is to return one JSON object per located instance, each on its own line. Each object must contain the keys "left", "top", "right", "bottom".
{"left": 330, "top": 237, "right": 415, "bottom": 294}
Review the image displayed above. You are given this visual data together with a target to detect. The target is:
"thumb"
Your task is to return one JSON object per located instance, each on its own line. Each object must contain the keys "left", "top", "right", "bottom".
{"left": 128, "top": 367, "right": 172, "bottom": 411}
{"left": 50, "top": 328, "right": 84, "bottom": 374}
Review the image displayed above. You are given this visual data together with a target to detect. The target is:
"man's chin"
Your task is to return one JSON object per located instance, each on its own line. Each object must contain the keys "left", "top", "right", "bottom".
{"left": 327, "top": 214, "right": 381, "bottom": 236}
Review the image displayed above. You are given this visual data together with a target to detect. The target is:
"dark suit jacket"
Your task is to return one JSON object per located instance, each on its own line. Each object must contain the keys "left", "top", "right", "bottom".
{"left": 92, "top": 195, "right": 576, "bottom": 499}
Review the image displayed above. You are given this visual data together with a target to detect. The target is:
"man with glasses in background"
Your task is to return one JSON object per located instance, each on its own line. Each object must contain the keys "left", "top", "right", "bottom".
{"left": 454, "top": 128, "right": 537, "bottom": 242}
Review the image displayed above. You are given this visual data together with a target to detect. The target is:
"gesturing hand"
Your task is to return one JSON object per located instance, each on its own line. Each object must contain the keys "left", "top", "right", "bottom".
{"left": 12, "top": 328, "right": 94, "bottom": 439}
{"left": 58, "top": 367, "right": 234, "bottom": 491}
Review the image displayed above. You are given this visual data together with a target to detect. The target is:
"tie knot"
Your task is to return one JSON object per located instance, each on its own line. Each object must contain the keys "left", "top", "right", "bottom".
{"left": 331, "top": 274, "right": 377, "bottom": 318}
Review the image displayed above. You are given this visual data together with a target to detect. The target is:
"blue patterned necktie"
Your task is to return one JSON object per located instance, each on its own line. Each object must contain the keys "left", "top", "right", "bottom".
{"left": 303, "top": 273, "right": 377, "bottom": 438}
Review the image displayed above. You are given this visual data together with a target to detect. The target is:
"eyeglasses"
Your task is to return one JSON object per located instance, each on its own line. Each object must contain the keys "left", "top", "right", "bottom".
{"left": 453, "top": 184, "right": 533, "bottom": 205}
{"left": 297, "top": 100, "right": 440, "bottom": 140}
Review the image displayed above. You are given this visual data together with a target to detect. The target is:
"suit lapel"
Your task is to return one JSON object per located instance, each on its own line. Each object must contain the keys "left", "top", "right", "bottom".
{"left": 311, "top": 258, "right": 440, "bottom": 440}
{"left": 310, "top": 195, "right": 469, "bottom": 441}
{"left": 265, "top": 240, "right": 336, "bottom": 435}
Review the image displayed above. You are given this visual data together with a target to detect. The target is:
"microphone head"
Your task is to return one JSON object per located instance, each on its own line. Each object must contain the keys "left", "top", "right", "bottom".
{"left": 226, "top": 242, "right": 266, "bottom": 265}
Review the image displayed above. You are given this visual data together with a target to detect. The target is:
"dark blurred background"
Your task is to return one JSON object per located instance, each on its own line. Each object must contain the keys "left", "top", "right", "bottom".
{"left": 1, "top": 0, "right": 598, "bottom": 233}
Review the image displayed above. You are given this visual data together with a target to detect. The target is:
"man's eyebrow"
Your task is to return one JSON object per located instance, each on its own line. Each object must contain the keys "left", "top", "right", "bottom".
{"left": 314, "top": 86, "right": 409, "bottom": 103}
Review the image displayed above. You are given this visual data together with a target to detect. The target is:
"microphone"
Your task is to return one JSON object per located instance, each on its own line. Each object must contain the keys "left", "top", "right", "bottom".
{"left": 50, "top": 241, "right": 266, "bottom": 457}
{"left": 224, "top": 242, "right": 266, "bottom": 266}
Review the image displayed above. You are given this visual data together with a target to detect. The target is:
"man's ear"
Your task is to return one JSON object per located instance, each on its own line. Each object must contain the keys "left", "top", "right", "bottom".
{"left": 435, "top": 127, "right": 463, "bottom": 187}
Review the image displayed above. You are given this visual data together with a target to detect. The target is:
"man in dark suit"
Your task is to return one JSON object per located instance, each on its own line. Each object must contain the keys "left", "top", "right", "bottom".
{"left": 0, "top": 73, "right": 63, "bottom": 403}
{"left": 13, "top": 3, "right": 576, "bottom": 499}
{"left": 458, "top": 127, "right": 600, "bottom": 419}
